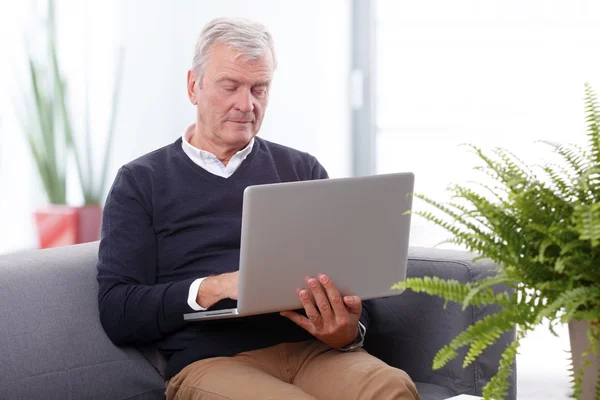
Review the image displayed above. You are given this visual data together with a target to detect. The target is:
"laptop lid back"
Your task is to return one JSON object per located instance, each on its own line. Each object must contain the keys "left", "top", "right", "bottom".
{"left": 236, "top": 172, "right": 414, "bottom": 316}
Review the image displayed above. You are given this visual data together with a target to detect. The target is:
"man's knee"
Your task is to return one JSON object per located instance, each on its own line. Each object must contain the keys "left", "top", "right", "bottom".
{"left": 362, "top": 365, "right": 420, "bottom": 400}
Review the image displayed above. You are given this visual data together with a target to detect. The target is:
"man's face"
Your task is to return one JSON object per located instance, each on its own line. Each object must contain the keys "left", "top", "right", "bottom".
{"left": 188, "top": 44, "right": 274, "bottom": 148}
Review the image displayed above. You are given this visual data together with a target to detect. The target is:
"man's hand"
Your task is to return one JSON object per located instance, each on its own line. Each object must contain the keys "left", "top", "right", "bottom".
{"left": 280, "top": 273, "right": 362, "bottom": 349}
{"left": 196, "top": 271, "right": 239, "bottom": 309}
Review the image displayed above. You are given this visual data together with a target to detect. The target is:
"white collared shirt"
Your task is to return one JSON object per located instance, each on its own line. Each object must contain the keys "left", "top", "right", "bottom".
{"left": 181, "top": 126, "right": 254, "bottom": 310}
{"left": 181, "top": 126, "right": 254, "bottom": 179}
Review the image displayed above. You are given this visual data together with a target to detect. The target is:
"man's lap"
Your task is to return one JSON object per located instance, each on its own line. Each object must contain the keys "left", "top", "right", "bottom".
{"left": 166, "top": 340, "right": 420, "bottom": 400}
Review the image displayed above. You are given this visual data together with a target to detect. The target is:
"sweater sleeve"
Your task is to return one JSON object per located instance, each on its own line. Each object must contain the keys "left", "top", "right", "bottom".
{"left": 97, "top": 166, "right": 195, "bottom": 346}
{"left": 309, "top": 156, "right": 329, "bottom": 180}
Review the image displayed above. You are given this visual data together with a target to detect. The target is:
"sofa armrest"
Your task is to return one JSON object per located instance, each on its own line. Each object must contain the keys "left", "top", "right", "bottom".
{"left": 364, "top": 246, "right": 516, "bottom": 400}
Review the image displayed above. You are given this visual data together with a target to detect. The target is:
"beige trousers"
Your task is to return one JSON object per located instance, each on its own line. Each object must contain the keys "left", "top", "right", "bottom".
{"left": 165, "top": 340, "right": 421, "bottom": 400}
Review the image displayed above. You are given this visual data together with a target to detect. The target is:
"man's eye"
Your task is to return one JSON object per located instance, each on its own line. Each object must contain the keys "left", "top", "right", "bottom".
{"left": 223, "top": 87, "right": 236, "bottom": 92}
{"left": 253, "top": 88, "right": 267, "bottom": 97}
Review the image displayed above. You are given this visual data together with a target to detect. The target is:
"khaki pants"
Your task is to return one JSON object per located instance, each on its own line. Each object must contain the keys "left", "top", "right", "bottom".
{"left": 165, "top": 340, "right": 420, "bottom": 400}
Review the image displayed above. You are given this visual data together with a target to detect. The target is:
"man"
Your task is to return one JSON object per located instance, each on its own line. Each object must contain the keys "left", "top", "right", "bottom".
{"left": 97, "top": 17, "right": 420, "bottom": 400}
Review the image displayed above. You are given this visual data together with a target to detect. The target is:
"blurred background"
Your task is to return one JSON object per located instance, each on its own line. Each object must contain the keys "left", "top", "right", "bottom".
{"left": 1, "top": 1, "right": 599, "bottom": 398}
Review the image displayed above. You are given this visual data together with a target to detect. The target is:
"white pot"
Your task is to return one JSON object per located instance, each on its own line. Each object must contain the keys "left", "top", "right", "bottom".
{"left": 569, "top": 319, "right": 600, "bottom": 400}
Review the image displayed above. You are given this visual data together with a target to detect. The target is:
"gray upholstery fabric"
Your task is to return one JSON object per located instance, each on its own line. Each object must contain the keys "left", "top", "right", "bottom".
{"left": 0, "top": 242, "right": 516, "bottom": 400}
{"left": 414, "top": 382, "right": 456, "bottom": 400}
{"left": 0, "top": 242, "right": 165, "bottom": 400}
{"left": 364, "top": 247, "right": 516, "bottom": 400}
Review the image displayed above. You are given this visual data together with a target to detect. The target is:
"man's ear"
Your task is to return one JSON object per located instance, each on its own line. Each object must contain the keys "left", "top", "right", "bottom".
{"left": 187, "top": 70, "right": 198, "bottom": 105}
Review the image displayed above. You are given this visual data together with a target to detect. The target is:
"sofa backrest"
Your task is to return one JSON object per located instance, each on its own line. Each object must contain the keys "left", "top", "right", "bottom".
{"left": 0, "top": 242, "right": 165, "bottom": 400}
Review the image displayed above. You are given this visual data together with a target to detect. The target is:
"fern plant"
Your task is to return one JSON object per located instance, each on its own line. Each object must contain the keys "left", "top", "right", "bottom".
{"left": 394, "top": 83, "right": 600, "bottom": 400}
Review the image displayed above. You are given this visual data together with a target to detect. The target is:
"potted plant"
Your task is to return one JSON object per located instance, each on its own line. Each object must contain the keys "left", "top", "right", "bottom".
{"left": 20, "top": 3, "right": 124, "bottom": 248}
{"left": 394, "top": 83, "right": 600, "bottom": 399}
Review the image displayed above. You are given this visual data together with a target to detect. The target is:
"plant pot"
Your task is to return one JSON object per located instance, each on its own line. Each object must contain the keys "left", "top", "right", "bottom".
{"left": 34, "top": 205, "right": 103, "bottom": 249}
{"left": 569, "top": 319, "right": 600, "bottom": 400}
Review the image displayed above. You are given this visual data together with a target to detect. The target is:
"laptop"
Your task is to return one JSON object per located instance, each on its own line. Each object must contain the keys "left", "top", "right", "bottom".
{"left": 183, "top": 172, "right": 414, "bottom": 321}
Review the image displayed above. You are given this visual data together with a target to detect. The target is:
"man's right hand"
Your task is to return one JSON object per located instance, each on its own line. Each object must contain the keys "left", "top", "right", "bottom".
{"left": 196, "top": 271, "right": 239, "bottom": 309}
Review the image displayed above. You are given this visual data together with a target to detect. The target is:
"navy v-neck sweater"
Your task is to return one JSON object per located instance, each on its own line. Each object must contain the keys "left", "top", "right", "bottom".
{"left": 97, "top": 137, "right": 371, "bottom": 379}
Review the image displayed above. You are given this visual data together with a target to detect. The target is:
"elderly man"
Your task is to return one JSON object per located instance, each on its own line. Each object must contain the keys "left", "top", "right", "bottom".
{"left": 97, "top": 18, "right": 420, "bottom": 400}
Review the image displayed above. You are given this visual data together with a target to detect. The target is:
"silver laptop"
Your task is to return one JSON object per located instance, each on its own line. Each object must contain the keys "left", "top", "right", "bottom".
{"left": 183, "top": 172, "right": 414, "bottom": 321}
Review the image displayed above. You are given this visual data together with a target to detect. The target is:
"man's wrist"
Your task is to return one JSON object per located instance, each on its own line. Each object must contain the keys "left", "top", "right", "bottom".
{"left": 196, "top": 275, "right": 224, "bottom": 308}
{"left": 338, "top": 321, "right": 366, "bottom": 352}
{"left": 188, "top": 278, "right": 208, "bottom": 311}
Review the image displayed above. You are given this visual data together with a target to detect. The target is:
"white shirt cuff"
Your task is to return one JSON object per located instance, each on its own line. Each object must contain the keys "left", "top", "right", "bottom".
{"left": 187, "top": 277, "right": 209, "bottom": 311}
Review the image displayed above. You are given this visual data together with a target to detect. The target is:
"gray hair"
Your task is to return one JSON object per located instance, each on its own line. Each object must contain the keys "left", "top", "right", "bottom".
{"left": 192, "top": 18, "right": 277, "bottom": 84}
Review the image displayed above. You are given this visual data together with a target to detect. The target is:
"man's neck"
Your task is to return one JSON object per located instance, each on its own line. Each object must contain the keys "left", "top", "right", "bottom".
{"left": 187, "top": 124, "right": 248, "bottom": 166}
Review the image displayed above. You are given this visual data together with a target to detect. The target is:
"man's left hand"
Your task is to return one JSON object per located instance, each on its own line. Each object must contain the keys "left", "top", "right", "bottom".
{"left": 280, "top": 273, "right": 362, "bottom": 349}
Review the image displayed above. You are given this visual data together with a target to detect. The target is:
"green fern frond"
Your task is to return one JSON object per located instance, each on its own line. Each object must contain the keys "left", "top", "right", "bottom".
{"left": 541, "top": 163, "right": 575, "bottom": 199}
{"left": 567, "top": 352, "right": 582, "bottom": 400}
{"left": 492, "top": 147, "right": 534, "bottom": 184}
{"left": 584, "top": 82, "right": 600, "bottom": 165}
{"left": 466, "top": 180, "right": 509, "bottom": 208}
{"left": 461, "top": 274, "right": 515, "bottom": 310}
{"left": 497, "top": 147, "right": 537, "bottom": 178}
{"left": 409, "top": 209, "right": 498, "bottom": 259}
{"left": 482, "top": 334, "right": 522, "bottom": 400}
{"left": 393, "top": 276, "right": 515, "bottom": 310}
{"left": 412, "top": 193, "right": 492, "bottom": 237}
{"left": 536, "top": 286, "right": 600, "bottom": 324}
{"left": 572, "top": 203, "right": 600, "bottom": 247}
{"left": 465, "top": 144, "right": 518, "bottom": 190}
{"left": 392, "top": 277, "right": 472, "bottom": 305}
{"left": 433, "top": 304, "right": 530, "bottom": 370}
{"left": 576, "top": 166, "right": 600, "bottom": 204}
{"left": 538, "top": 140, "right": 588, "bottom": 177}
{"left": 463, "top": 328, "right": 506, "bottom": 368}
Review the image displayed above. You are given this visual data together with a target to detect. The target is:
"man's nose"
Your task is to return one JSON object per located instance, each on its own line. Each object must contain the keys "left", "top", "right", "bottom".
{"left": 234, "top": 89, "right": 254, "bottom": 114}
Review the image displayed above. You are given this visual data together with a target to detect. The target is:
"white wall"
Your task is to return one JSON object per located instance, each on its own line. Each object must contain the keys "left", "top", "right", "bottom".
{"left": 375, "top": 0, "right": 600, "bottom": 249}
{"left": 0, "top": 1, "right": 45, "bottom": 253}
{"left": 0, "top": 0, "right": 352, "bottom": 253}
{"left": 109, "top": 0, "right": 351, "bottom": 180}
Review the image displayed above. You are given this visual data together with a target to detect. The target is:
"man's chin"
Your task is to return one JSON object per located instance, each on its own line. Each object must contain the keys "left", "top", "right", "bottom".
{"left": 221, "top": 130, "right": 255, "bottom": 147}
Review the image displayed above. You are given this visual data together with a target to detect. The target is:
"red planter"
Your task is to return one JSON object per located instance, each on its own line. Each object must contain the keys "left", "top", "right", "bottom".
{"left": 34, "top": 205, "right": 103, "bottom": 249}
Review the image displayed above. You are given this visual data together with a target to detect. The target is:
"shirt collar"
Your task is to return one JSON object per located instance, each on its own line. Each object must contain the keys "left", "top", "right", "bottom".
{"left": 182, "top": 125, "right": 255, "bottom": 161}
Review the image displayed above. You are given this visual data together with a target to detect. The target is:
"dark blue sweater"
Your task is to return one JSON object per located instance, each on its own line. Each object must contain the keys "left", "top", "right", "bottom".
{"left": 97, "top": 136, "right": 370, "bottom": 379}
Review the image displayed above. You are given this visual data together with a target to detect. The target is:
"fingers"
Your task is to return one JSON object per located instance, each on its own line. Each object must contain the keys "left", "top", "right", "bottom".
{"left": 307, "top": 276, "right": 335, "bottom": 323}
{"left": 280, "top": 311, "right": 316, "bottom": 335}
{"left": 293, "top": 274, "right": 362, "bottom": 332}
{"left": 317, "top": 274, "right": 347, "bottom": 318}
{"left": 343, "top": 295, "right": 362, "bottom": 317}
{"left": 298, "top": 289, "right": 325, "bottom": 330}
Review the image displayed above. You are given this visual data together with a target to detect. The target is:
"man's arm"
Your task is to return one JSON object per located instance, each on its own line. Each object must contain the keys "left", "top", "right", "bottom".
{"left": 97, "top": 167, "right": 198, "bottom": 345}
{"left": 310, "top": 156, "right": 329, "bottom": 180}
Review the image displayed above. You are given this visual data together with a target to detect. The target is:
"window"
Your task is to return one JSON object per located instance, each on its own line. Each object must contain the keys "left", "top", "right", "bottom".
{"left": 374, "top": 1, "right": 600, "bottom": 248}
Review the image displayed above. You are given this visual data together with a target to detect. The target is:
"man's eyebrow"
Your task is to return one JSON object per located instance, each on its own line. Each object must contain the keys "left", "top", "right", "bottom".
{"left": 254, "top": 80, "right": 271, "bottom": 87}
{"left": 215, "top": 77, "right": 241, "bottom": 84}
{"left": 215, "top": 76, "right": 271, "bottom": 87}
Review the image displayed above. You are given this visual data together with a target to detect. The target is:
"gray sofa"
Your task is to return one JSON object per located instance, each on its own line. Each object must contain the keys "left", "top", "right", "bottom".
{"left": 0, "top": 242, "right": 516, "bottom": 400}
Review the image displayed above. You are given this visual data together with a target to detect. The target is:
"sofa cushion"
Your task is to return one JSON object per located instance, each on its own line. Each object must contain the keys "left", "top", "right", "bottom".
{"left": 414, "top": 382, "right": 456, "bottom": 400}
{"left": 0, "top": 242, "right": 165, "bottom": 399}
{"left": 364, "top": 247, "right": 515, "bottom": 399}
